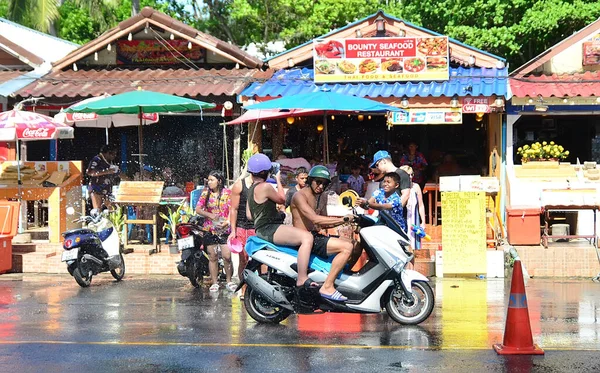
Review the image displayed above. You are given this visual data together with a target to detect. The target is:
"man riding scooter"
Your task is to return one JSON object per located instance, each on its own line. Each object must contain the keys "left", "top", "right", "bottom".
{"left": 290, "top": 165, "right": 361, "bottom": 302}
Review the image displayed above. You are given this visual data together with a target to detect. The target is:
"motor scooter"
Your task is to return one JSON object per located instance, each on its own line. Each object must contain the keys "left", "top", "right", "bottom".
{"left": 61, "top": 207, "right": 125, "bottom": 287}
{"left": 238, "top": 207, "right": 435, "bottom": 325}
{"left": 175, "top": 213, "right": 228, "bottom": 287}
{"left": 175, "top": 215, "right": 207, "bottom": 287}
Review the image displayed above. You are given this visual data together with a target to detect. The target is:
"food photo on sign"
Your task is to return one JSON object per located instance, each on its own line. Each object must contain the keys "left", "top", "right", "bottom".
{"left": 313, "top": 36, "right": 449, "bottom": 82}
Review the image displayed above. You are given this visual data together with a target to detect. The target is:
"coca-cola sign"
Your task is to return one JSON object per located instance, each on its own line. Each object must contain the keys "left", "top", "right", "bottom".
{"left": 17, "top": 127, "right": 56, "bottom": 139}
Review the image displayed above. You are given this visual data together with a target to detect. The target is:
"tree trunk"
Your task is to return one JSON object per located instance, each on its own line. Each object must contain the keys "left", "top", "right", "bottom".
{"left": 132, "top": 0, "right": 140, "bottom": 16}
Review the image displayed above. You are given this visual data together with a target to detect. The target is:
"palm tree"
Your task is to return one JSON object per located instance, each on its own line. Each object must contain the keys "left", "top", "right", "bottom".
{"left": 7, "top": 0, "right": 58, "bottom": 34}
{"left": 6, "top": 0, "right": 124, "bottom": 34}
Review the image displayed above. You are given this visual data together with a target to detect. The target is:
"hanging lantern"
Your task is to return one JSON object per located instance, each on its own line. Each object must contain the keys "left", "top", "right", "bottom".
{"left": 286, "top": 117, "right": 295, "bottom": 125}
{"left": 357, "top": 114, "right": 364, "bottom": 121}
{"left": 331, "top": 115, "right": 335, "bottom": 120}
{"left": 317, "top": 124, "right": 324, "bottom": 132}
{"left": 368, "top": 115, "right": 372, "bottom": 120}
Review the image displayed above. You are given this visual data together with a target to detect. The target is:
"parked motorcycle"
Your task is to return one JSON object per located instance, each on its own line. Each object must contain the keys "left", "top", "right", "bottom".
{"left": 175, "top": 215, "right": 207, "bottom": 287}
{"left": 61, "top": 207, "right": 125, "bottom": 287}
{"left": 238, "top": 208, "right": 435, "bottom": 325}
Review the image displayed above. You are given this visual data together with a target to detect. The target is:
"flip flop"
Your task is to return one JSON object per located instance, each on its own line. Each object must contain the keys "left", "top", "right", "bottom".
{"left": 226, "top": 282, "right": 237, "bottom": 292}
{"left": 320, "top": 290, "right": 348, "bottom": 302}
{"left": 209, "top": 283, "right": 219, "bottom": 292}
{"left": 296, "top": 278, "right": 320, "bottom": 290}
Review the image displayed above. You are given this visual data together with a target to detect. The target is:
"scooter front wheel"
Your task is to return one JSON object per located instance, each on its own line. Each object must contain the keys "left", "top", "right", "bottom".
{"left": 110, "top": 254, "right": 126, "bottom": 281}
{"left": 73, "top": 265, "right": 92, "bottom": 287}
{"left": 386, "top": 281, "right": 434, "bottom": 325}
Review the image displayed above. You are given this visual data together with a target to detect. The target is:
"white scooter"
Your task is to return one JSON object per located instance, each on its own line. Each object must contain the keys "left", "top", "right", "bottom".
{"left": 238, "top": 206, "right": 435, "bottom": 325}
{"left": 61, "top": 207, "right": 125, "bottom": 287}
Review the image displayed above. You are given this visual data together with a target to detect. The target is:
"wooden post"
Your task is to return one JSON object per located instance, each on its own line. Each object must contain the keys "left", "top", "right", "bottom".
{"left": 248, "top": 121, "right": 262, "bottom": 152}
{"left": 233, "top": 124, "right": 241, "bottom": 180}
{"left": 272, "top": 121, "right": 284, "bottom": 160}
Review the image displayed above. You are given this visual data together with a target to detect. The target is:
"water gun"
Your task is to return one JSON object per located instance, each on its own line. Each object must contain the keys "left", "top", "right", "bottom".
{"left": 411, "top": 225, "right": 431, "bottom": 241}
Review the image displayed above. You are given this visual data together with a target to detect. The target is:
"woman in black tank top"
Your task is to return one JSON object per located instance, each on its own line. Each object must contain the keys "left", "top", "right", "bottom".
{"left": 228, "top": 174, "right": 256, "bottom": 281}
{"left": 245, "top": 154, "right": 315, "bottom": 288}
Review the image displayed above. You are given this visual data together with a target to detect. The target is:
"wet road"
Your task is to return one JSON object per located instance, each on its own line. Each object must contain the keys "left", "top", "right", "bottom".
{"left": 0, "top": 274, "right": 599, "bottom": 372}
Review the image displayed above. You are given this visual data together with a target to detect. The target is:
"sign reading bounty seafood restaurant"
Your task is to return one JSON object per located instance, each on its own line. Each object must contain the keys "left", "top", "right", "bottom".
{"left": 313, "top": 36, "right": 449, "bottom": 83}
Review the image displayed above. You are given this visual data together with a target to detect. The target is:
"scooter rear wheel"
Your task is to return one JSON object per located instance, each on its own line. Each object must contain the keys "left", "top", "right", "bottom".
{"left": 386, "top": 281, "right": 434, "bottom": 325}
{"left": 186, "top": 259, "right": 201, "bottom": 288}
{"left": 73, "top": 265, "right": 92, "bottom": 288}
{"left": 243, "top": 277, "right": 292, "bottom": 324}
{"left": 110, "top": 254, "right": 126, "bottom": 281}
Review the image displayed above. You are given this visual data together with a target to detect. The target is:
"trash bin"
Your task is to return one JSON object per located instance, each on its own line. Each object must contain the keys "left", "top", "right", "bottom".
{"left": 506, "top": 206, "right": 541, "bottom": 245}
{"left": 0, "top": 201, "right": 20, "bottom": 274}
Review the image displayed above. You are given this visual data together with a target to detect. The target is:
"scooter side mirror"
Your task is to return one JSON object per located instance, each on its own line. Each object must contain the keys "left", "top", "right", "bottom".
{"left": 66, "top": 207, "right": 75, "bottom": 215}
{"left": 90, "top": 208, "right": 100, "bottom": 217}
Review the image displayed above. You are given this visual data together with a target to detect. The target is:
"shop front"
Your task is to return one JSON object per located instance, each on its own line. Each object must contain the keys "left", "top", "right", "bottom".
{"left": 507, "top": 18, "right": 600, "bottom": 278}
{"left": 238, "top": 11, "right": 508, "bottom": 277}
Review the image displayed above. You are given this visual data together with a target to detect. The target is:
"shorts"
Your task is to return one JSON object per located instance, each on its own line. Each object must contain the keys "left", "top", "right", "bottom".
{"left": 255, "top": 224, "right": 282, "bottom": 243}
{"left": 89, "top": 184, "right": 111, "bottom": 196}
{"left": 204, "top": 233, "right": 227, "bottom": 246}
{"left": 236, "top": 227, "right": 255, "bottom": 258}
{"left": 236, "top": 227, "right": 256, "bottom": 245}
{"left": 311, "top": 232, "right": 330, "bottom": 259}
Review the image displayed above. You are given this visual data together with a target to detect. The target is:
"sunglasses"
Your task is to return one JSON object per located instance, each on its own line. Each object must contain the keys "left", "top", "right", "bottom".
{"left": 313, "top": 179, "right": 330, "bottom": 187}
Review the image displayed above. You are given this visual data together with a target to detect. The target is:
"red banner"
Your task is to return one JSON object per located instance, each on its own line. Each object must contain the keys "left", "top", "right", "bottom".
{"left": 117, "top": 40, "right": 205, "bottom": 65}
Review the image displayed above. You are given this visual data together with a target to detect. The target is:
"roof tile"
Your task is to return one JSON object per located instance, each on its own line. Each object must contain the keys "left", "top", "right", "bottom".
{"left": 240, "top": 67, "right": 508, "bottom": 99}
{"left": 16, "top": 68, "right": 274, "bottom": 98}
{"left": 509, "top": 71, "right": 600, "bottom": 97}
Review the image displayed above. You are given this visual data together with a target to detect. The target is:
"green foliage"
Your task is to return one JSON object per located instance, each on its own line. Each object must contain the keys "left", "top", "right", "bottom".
{"left": 381, "top": 0, "right": 600, "bottom": 69}
{"left": 56, "top": 1, "right": 97, "bottom": 44}
{"left": 107, "top": 205, "right": 127, "bottom": 243}
{"left": 158, "top": 203, "right": 194, "bottom": 236}
{"left": 5, "top": 0, "right": 58, "bottom": 33}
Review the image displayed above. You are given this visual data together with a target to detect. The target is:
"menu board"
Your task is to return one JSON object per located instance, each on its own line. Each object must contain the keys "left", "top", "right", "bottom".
{"left": 441, "top": 192, "right": 487, "bottom": 275}
{"left": 582, "top": 33, "right": 600, "bottom": 66}
{"left": 313, "top": 36, "right": 449, "bottom": 83}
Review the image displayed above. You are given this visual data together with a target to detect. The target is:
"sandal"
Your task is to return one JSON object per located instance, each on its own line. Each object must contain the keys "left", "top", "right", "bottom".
{"left": 296, "top": 278, "right": 320, "bottom": 290}
{"left": 209, "top": 283, "right": 220, "bottom": 292}
{"left": 226, "top": 282, "right": 237, "bottom": 292}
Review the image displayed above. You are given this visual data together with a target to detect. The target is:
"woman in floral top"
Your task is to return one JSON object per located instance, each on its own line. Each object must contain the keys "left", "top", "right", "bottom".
{"left": 196, "top": 170, "right": 235, "bottom": 292}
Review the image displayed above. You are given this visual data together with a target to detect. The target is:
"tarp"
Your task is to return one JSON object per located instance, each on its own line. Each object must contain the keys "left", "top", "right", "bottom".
{"left": 225, "top": 108, "right": 322, "bottom": 125}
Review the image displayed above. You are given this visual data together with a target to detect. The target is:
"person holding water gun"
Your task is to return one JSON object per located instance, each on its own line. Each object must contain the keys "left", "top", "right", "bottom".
{"left": 399, "top": 165, "right": 428, "bottom": 250}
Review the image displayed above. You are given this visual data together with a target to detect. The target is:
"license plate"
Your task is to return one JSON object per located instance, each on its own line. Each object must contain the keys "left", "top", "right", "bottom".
{"left": 61, "top": 248, "right": 79, "bottom": 262}
{"left": 177, "top": 236, "right": 194, "bottom": 251}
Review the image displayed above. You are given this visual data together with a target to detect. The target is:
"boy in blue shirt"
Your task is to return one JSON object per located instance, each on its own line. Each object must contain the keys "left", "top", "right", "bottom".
{"left": 358, "top": 172, "right": 406, "bottom": 232}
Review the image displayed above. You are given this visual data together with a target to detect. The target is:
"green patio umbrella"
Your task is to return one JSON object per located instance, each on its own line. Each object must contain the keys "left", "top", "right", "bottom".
{"left": 66, "top": 89, "right": 215, "bottom": 174}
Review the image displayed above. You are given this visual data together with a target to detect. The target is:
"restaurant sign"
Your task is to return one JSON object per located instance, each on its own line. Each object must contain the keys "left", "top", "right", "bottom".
{"left": 582, "top": 33, "right": 600, "bottom": 66}
{"left": 313, "top": 36, "right": 449, "bottom": 83}
{"left": 117, "top": 40, "right": 205, "bottom": 65}
{"left": 387, "top": 108, "right": 462, "bottom": 125}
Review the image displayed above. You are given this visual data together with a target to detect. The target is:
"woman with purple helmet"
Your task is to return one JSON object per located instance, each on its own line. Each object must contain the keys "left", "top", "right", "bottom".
{"left": 246, "top": 154, "right": 316, "bottom": 290}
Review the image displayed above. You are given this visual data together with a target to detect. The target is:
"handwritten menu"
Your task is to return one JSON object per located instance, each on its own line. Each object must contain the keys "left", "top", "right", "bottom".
{"left": 441, "top": 192, "right": 487, "bottom": 275}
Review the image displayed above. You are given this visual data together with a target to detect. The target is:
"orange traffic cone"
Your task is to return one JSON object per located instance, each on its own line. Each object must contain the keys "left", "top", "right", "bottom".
{"left": 493, "top": 260, "right": 544, "bottom": 355}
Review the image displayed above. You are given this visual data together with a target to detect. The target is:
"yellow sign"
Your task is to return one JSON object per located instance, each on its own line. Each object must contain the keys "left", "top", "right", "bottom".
{"left": 441, "top": 192, "right": 487, "bottom": 275}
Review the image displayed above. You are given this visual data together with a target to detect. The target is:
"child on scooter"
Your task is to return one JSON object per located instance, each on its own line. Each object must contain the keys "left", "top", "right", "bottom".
{"left": 357, "top": 172, "right": 406, "bottom": 232}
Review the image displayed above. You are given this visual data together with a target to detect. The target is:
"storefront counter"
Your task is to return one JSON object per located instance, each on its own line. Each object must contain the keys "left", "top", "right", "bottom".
{"left": 0, "top": 161, "right": 83, "bottom": 243}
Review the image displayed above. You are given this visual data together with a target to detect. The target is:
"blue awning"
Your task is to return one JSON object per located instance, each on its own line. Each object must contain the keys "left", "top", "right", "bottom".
{"left": 240, "top": 67, "right": 508, "bottom": 101}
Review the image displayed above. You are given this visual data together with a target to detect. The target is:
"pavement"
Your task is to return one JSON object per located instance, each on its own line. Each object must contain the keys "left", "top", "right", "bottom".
{"left": 0, "top": 273, "right": 599, "bottom": 372}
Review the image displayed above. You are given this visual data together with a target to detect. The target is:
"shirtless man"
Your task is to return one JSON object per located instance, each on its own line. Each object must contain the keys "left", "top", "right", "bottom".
{"left": 290, "top": 165, "right": 361, "bottom": 302}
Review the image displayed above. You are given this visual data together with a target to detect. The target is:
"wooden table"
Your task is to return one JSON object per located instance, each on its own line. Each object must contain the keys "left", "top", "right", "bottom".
{"left": 422, "top": 183, "right": 439, "bottom": 226}
{"left": 116, "top": 181, "right": 164, "bottom": 254}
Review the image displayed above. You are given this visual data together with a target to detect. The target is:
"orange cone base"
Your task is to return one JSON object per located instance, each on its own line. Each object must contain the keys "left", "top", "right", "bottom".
{"left": 493, "top": 343, "right": 545, "bottom": 355}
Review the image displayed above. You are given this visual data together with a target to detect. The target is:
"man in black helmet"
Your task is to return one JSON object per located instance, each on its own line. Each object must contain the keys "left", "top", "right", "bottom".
{"left": 290, "top": 165, "right": 360, "bottom": 302}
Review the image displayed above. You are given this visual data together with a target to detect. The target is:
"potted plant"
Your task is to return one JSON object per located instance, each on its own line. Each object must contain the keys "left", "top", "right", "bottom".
{"left": 517, "top": 141, "right": 569, "bottom": 166}
{"left": 107, "top": 205, "right": 127, "bottom": 244}
{"left": 159, "top": 203, "right": 194, "bottom": 254}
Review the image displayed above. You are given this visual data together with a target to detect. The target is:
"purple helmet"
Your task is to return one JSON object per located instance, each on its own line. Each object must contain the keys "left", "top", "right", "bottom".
{"left": 247, "top": 153, "right": 271, "bottom": 173}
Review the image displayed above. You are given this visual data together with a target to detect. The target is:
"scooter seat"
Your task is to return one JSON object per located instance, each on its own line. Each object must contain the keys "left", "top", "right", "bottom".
{"left": 245, "top": 236, "right": 335, "bottom": 274}
{"left": 63, "top": 228, "right": 95, "bottom": 237}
